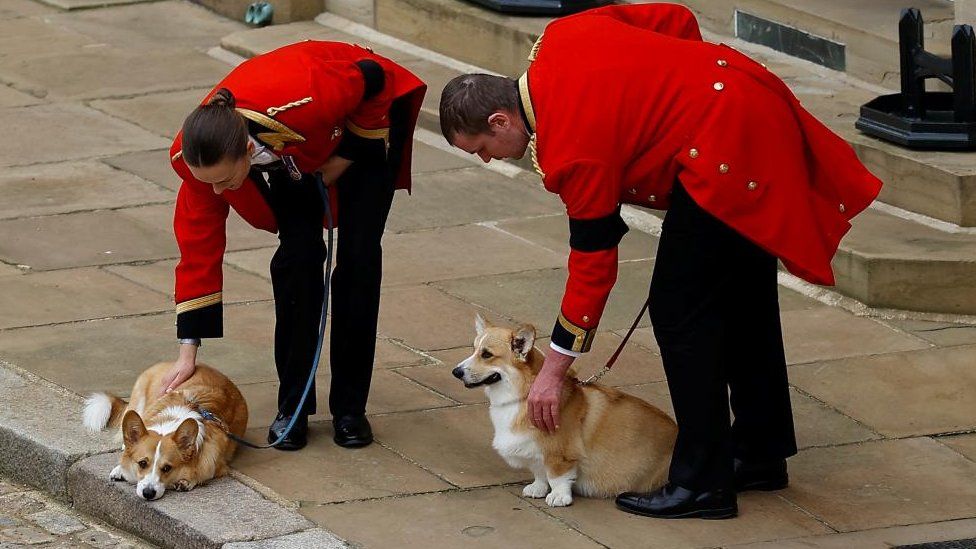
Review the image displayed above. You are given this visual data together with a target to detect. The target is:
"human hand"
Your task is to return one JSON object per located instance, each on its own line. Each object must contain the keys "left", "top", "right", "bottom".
{"left": 527, "top": 350, "right": 575, "bottom": 433}
{"left": 160, "top": 347, "right": 197, "bottom": 395}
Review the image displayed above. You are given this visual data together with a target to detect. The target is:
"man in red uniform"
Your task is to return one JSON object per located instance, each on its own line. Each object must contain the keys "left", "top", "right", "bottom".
{"left": 167, "top": 41, "right": 426, "bottom": 450}
{"left": 439, "top": 3, "right": 881, "bottom": 518}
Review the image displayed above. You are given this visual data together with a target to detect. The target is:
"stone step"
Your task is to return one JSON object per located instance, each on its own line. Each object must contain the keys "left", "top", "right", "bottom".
{"left": 680, "top": 0, "right": 955, "bottom": 88}
{"left": 219, "top": 15, "right": 976, "bottom": 314}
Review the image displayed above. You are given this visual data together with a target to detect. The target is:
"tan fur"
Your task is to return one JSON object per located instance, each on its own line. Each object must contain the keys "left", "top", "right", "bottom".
{"left": 455, "top": 318, "right": 677, "bottom": 503}
{"left": 88, "top": 362, "right": 247, "bottom": 499}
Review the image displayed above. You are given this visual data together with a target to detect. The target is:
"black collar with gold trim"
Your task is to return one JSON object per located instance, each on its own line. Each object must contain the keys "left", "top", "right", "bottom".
{"left": 517, "top": 73, "right": 537, "bottom": 135}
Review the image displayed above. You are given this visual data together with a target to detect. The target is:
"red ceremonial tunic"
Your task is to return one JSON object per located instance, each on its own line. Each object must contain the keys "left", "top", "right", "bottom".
{"left": 170, "top": 40, "right": 426, "bottom": 338}
{"left": 520, "top": 3, "right": 883, "bottom": 353}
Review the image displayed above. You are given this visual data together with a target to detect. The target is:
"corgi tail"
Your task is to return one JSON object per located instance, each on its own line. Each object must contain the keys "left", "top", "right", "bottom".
{"left": 83, "top": 392, "right": 127, "bottom": 432}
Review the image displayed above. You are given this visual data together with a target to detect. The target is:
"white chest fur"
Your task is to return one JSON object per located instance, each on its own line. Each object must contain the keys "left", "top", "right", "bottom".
{"left": 486, "top": 384, "right": 541, "bottom": 466}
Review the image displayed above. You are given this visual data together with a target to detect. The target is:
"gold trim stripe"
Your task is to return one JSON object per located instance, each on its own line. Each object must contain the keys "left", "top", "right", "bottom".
{"left": 176, "top": 292, "right": 222, "bottom": 315}
{"left": 528, "top": 33, "right": 543, "bottom": 62}
{"left": 171, "top": 151, "right": 183, "bottom": 162}
{"left": 346, "top": 120, "right": 390, "bottom": 141}
{"left": 558, "top": 312, "right": 595, "bottom": 353}
{"left": 236, "top": 108, "right": 305, "bottom": 152}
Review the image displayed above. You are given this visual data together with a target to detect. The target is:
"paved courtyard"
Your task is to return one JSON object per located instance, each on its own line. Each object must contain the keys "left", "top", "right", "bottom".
{"left": 2, "top": 0, "right": 976, "bottom": 547}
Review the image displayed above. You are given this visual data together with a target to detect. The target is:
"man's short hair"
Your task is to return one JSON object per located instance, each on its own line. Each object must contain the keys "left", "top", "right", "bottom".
{"left": 439, "top": 74, "right": 518, "bottom": 142}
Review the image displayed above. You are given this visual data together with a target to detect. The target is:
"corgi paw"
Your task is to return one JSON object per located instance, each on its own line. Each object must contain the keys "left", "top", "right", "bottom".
{"left": 522, "top": 481, "right": 549, "bottom": 498}
{"left": 109, "top": 465, "right": 125, "bottom": 482}
{"left": 545, "top": 491, "right": 573, "bottom": 507}
{"left": 173, "top": 479, "right": 195, "bottom": 492}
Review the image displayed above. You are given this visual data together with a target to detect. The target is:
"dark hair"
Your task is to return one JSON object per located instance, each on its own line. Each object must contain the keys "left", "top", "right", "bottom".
{"left": 439, "top": 74, "right": 519, "bottom": 142}
{"left": 181, "top": 88, "right": 248, "bottom": 168}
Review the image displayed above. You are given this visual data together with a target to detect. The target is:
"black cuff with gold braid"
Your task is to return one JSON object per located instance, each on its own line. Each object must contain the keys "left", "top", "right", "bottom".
{"left": 551, "top": 313, "right": 596, "bottom": 353}
{"left": 176, "top": 292, "right": 223, "bottom": 339}
{"left": 335, "top": 122, "right": 389, "bottom": 163}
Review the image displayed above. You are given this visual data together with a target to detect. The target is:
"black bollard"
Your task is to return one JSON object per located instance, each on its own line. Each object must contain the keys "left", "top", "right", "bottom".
{"left": 856, "top": 8, "right": 976, "bottom": 150}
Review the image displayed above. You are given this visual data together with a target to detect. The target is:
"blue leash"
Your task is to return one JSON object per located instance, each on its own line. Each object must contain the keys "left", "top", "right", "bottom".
{"left": 201, "top": 173, "right": 333, "bottom": 449}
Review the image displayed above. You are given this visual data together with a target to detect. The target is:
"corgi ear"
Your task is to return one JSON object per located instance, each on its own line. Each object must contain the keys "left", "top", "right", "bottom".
{"left": 122, "top": 410, "right": 147, "bottom": 447}
{"left": 475, "top": 313, "right": 492, "bottom": 336}
{"left": 174, "top": 418, "right": 199, "bottom": 459}
{"left": 512, "top": 324, "right": 536, "bottom": 362}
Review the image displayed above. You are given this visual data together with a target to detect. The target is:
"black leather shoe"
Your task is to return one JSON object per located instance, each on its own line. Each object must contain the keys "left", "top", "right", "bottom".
{"left": 267, "top": 412, "right": 308, "bottom": 451}
{"left": 615, "top": 483, "right": 737, "bottom": 519}
{"left": 332, "top": 414, "right": 373, "bottom": 448}
{"left": 734, "top": 458, "right": 788, "bottom": 492}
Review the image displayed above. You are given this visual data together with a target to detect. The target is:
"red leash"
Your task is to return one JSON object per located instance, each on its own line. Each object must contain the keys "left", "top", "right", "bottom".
{"left": 577, "top": 296, "right": 650, "bottom": 385}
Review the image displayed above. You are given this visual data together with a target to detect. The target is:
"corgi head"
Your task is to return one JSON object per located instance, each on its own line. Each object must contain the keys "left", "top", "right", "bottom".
{"left": 119, "top": 410, "right": 200, "bottom": 500}
{"left": 453, "top": 314, "right": 541, "bottom": 394}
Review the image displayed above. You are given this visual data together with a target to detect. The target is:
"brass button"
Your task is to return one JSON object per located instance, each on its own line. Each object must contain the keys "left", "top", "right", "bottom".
{"left": 648, "top": 194, "right": 656, "bottom": 202}
{"left": 747, "top": 181, "right": 758, "bottom": 191}
{"left": 713, "top": 82, "right": 725, "bottom": 91}
{"left": 839, "top": 203, "right": 846, "bottom": 213}
{"left": 719, "top": 163, "right": 730, "bottom": 174}
{"left": 628, "top": 188, "right": 637, "bottom": 195}
{"left": 689, "top": 148, "right": 699, "bottom": 158}
{"left": 717, "top": 59, "right": 728, "bottom": 67}
{"left": 582, "top": 315, "right": 590, "bottom": 323}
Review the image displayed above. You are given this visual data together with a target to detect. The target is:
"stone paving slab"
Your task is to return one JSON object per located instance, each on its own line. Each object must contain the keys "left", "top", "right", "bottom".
{"left": 0, "top": 0, "right": 58, "bottom": 19}
{"left": 884, "top": 319, "right": 976, "bottom": 348}
{"left": 48, "top": 1, "right": 244, "bottom": 50}
{"left": 0, "top": 47, "right": 228, "bottom": 101}
{"left": 434, "top": 260, "right": 655, "bottom": 337}
{"left": 0, "top": 303, "right": 279, "bottom": 395}
{"left": 103, "top": 149, "right": 183, "bottom": 192}
{"left": 377, "top": 285, "right": 512, "bottom": 351}
{"left": 69, "top": 452, "right": 315, "bottom": 549}
{"left": 781, "top": 306, "right": 931, "bottom": 365}
{"left": 497, "top": 213, "right": 659, "bottom": 261}
{"left": 38, "top": 0, "right": 159, "bottom": 10}
{"left": 0, "top": 267, "right": 171, "bottom": 330}
{"left": 790, "top": 345, "right": 976, "bottom": 437}
{"left": 731, "top": 518, "right": 976, "bottom": 548}
{"left": 370, "top": 405, "right": 529, "bottom": 488}
{"left": 785, "top": 437, "right": 976, "bottom": 532}
{"left": 384, "top": 167, "right": 562, "bottom": 233}
{"left": 0, "top": 364, "right": 117, "bottom": 501}
{"left": 0, "top": 161, "right": 173, "bottom": 220}
{"left": 0, "top": 103, "right": 167, "bottom": 167}
{"left": 91, "top": 88, "right": 209, "bottom": 139}
{"left": 233, "top": 422, "right": 452, "bottom": 505}
{"left": 301, "top": 487, "right": 601, "bottom": 548}
{"left": 105, "top": 259, "right": 273, "bottom": 303}
{"left": 411, "top": 141, "right": 474, "bottom": 174}
{"left": 516, "top": 486, "right": 831, "bottom": 548}
{"left": 0, "top": 84, "right": 44, "bottom": 108}
{"left": 223, "top": 529, "right": 347, "bottom": 549}
{"left": 381, "top": 224, "right": 566, "bottom": 287}
{"left": 0, "top": 208, "right": 179, "bottom": 271}
{"left": 239, "top": 368, "right": 454, "bottom": 427}
{"left": 940, "top": 434, "right": 976, "bottom": 463}
{"left": 0, "top": 17, "right": 96, "bottom": 59}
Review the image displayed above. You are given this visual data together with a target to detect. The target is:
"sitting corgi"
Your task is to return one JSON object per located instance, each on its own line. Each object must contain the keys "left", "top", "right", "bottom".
{"left": 83, "top": 362, "right": 247, "bottom": 500}
{"left": 453, "top": 316, "right": 676, "bottom": 507}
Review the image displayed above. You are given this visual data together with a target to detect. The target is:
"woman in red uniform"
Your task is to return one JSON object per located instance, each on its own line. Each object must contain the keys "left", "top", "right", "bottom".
{"left": 439, "top": 3, "right": 881, "bottom": 518}
{"left": 164, "top": 40, "right": 425, "bottom": 451}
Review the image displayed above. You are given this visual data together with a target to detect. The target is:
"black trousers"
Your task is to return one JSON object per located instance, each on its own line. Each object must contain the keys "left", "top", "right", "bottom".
{"left": 649, "top": 183, "right": 797, "bottom": 492}
{"left": 267, "top": 159, "right": 394, "bottom": 419}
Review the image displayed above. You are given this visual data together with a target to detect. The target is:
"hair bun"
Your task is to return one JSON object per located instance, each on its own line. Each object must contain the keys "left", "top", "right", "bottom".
{"left": 208, "top": 88, "right": 236, "bottom": 109}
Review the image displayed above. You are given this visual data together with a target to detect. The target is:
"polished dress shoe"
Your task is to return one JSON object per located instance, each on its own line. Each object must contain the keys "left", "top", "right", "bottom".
{"left": 615, "top": 483, "right": 737, "bottom": 519}
{"left": 332, "top": 414, "right": 373, "bottom": 448}
{"left": 734, "top": 458, "right": 788, "bottom": 492}
{"left": 267, "top": 412, "right": 308, "bottom": 451}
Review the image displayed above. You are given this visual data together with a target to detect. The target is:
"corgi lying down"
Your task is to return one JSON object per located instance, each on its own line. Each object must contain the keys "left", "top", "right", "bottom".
{"left": 83, "top": 362, "right": 247, "bottom": 500}
{"left": 453, "top": 316, "right": 676, "bottom": 507}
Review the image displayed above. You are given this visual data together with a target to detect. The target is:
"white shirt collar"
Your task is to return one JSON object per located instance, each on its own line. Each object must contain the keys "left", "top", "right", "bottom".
{"left": 248, "top": 135, "right": 280, "bottom": 166}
